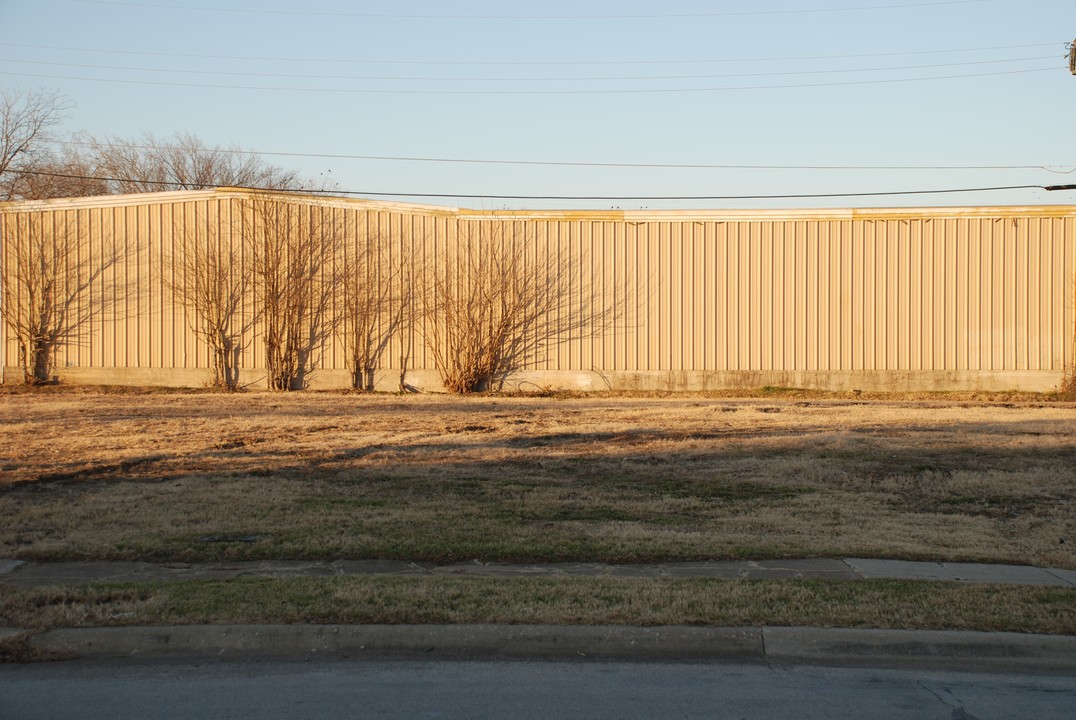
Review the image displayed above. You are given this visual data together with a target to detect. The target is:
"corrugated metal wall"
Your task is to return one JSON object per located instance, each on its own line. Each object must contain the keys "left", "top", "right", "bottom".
{"left": 2, "top": 190, "right": 1073, "bottom": 390}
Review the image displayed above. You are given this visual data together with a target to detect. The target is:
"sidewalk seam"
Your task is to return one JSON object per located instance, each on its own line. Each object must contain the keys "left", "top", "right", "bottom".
{"left": 1044, "top": 568, "right": 1076, "bottom": 587}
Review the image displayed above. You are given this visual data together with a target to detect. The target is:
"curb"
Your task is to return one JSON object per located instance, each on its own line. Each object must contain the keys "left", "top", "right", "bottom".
{"left": 19, "top": 625, "right": 762, "bottom": 661}
{"left": 6, "top": 624, "right": 1076, "bottom": 671}
{"left": 762, "top": 627, "right": 1076, "bottom": 673}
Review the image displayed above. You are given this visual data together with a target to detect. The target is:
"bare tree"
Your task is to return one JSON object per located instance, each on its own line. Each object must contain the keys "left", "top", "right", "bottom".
{"left": 245, "top": 197, "right": 339, "bottom": 390}
{"left": 420, "top": 222, "right": 605, "bottom": 393}
{"left": 87, "top": 131, "right": 299, "bottom": 193}
{"left": 7, "top": 149, "right": 108, "bottom": 200}
{"left": 0, "top": 211, "right": 121, "bottom": 384}
{"left": 0, "top": 89, "right": 71, "bottom": 201}
{"left": 339, "top": 230, "right": 414, "bottom": 391}
{"left": 166, "top": 205, "right": 253, "bottom": 390}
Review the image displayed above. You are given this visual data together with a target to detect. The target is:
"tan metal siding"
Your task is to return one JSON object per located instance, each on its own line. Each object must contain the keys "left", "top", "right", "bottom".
{"left": 2, "top": 190, "right": 1074, "bottom": 390}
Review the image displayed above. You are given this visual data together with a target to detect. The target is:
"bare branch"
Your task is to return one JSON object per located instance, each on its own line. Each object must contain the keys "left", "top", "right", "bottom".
{"left": 244, "top": 196, "right": 340, "bottom": 390}
{"left": 86, "top": 131, "right": 300, "bottom": 193}
{"left": 0, "top": 211, "right": 124, "bottom": 383}
{"left": 339, "top": 229, "right": 414, "bottom": 390}
{"left": 7, "top": 139, "right": 108, "bottom": 200}
{"left": 420, "top": 222, "right": 609, "bottom": 393}
{"left": 165, "top": 203, "right": 254, "bottom": 390}
{"left": 0, "top": 89, "right": 71, "bottom": 201}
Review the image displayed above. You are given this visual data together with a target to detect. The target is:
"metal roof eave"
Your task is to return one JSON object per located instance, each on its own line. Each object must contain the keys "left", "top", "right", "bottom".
{"left": 2, "top": 187, "right": 1075, "bottom": 221}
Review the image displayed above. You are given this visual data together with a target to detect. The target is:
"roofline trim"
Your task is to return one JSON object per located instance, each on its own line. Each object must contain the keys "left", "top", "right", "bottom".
{"left": 3, "top": 187, "right": 1075, "bottom": 221}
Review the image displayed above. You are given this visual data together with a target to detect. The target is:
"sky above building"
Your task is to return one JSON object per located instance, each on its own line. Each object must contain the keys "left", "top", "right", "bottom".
{"left": 2, "top": 0, "right": 1075, "bottom": 210}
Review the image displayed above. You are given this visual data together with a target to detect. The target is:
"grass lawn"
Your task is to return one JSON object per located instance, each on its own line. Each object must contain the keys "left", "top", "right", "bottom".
{"left": 2, "top": 577, "right": 1074, "bottom": 635}
{"left": 1, "top": 387, "right": 1074, "bottom": 636}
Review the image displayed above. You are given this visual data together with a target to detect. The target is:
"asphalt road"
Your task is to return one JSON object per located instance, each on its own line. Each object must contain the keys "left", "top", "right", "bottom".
{"left": 2, "top": 657, "right": 1074, "bottom": 719}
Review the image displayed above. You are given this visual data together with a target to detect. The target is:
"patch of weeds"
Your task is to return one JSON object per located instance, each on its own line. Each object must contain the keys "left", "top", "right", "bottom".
{"left": 0, "top": 632, "right": 71, "bottom": 663}
{"left": 234, "top": 468, "right": 275, "bottom": 478}
{"left": 0, "top": 586, "right": 155, "bottom": 631}
{"left": 150, "top": 533, "right": 268, "bottom": 562}
{"left": 450, "top": 424, "right": 497, "bottom": 433}
{"left": 638, "top": 479, "right": 809, "bottom": 504}
{"left": 327, "top": 474, "right": 402, "bottom": 489}
{"left": 933, "top": 495, "right": 1049, "bottom": 519}
{"left": 444, "top": 477, "right": 492, "bottom": 500}
{"left": 519, "top": 506, "right": 638, "bottom": 523}
{"left": 710, "top": 482, "right": 808, "bottom": 503}
{"left": 294, "top": 497, "right": 386, "bottom": 511}
{"left": 194, "top": 534, "right": 259, "bottom": 544}
{"left": 757, "top": 386, "right": 797, "bottom": 395}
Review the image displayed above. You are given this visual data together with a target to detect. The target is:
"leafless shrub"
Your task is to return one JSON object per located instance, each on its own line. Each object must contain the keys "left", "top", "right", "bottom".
{"left": 420, "top": 221, "right": 609, "bottom": 393}
{"left": 166, "top": 205, "right": 253, "bottom": 390}
{"left": 0, "top": 211, "right": 122, "bottom": 384}
{"left": 244, "top": 196, "right": 339, "bottom": 391}
{"left": 339, "top": 231, "right": 415, "bottom": 391}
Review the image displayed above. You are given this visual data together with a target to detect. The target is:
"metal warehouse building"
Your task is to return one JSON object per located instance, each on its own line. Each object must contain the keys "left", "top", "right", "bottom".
{"left": 2, "top": 188, "right": 1074, "bottom": 392}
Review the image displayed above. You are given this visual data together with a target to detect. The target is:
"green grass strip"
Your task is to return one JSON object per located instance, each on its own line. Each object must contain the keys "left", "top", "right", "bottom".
{"left": 3, "top": 577, "right": 1074, "bottom": 635}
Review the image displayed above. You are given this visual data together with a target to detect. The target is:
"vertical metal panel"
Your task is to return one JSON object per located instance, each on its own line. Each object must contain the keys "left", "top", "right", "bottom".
{"left": 669, "top": 221, "right": 683, "bottom": 372}
{"left": 727, "top": 221, "right": 741, "bottom": 371}
{"left": 3, "top": 194, "right": 1075, "bottom": 389}
{"left": 886, "top": 220, "right": 899, "bottom": 371}
{"left": 964, "top": 219, "right": 972, "bottom": 370}
{"left": 966, "top": 219, "right": 981, "bottom": 371}
{"left": 1051, "top": 220, "right": 1064, "bottom": 369}
{"left": 983, "top": 219, "right": 996, "bottom": 371}
{"left": 714, "top": 222, "right": 728, "bottom": 371}
{"left": 627, "top": 220, "right": 641, "bottom": 371}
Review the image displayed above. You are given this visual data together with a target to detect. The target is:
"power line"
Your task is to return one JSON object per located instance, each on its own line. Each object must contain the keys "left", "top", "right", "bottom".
{"left": 0, "top": 66, "right": 1057, "bottom": 95}
{"left": 51, "top": 139, "right": 1076, "bottom": 173}
{"left": 0, "top": 55, "right": 1054, "bottom": 83}
{"left": 77, "top": 0, "right": 988, "bottom": 21}
{"left": 0, "top": 40, "right": 1057, "bottom": 66}
{"left": 6, "top": 168, "right": 1058, "bottom": 202}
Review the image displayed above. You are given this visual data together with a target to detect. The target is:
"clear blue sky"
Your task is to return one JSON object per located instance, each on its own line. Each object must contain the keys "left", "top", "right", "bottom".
{"left": 2, "top": 0, "right": 1075, "bottom": 210}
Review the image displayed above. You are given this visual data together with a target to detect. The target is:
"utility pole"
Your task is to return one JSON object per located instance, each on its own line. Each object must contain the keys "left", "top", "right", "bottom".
{"left": 1070, "top": 38, "right": 1076, "bottom": 75}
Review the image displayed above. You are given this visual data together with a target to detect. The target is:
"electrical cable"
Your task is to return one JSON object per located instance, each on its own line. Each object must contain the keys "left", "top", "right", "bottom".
{"left": 49, "top": 139, "right": 1076, "bottom": 173}
{"left": 0, "top": 40, "right": 1057, "bottom": 66}
{"left": 0, "top": 55, "right": 1055, "bottom": 82}
{"left": 76, "top": 0, "right": 989, "bottom": 21}
{"left": 0, "top": 66, "right": 1057, "bottom": 95}
{"left": 6, "top": 168, "right": 1061, "bottom": 202}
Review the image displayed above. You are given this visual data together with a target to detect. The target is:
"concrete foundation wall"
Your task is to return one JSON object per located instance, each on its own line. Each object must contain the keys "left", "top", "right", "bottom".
{"left": 4, "top": 365, "right": 1059, "bottom": 393}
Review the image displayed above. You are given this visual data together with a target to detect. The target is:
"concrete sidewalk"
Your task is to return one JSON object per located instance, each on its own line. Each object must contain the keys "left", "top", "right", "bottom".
{"left": 3, "top": 557, "right": 1074, "bottom": 669}
{"left": 2, "top": 557, "right": 1075, "bottom": 587}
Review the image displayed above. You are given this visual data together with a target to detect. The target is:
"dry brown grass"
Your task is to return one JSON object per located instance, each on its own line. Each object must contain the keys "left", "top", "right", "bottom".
{"left": 2, "top": 577, "right": 1073, "bottom": 635}
{"left": 0, "top": 390, "right": 1073, "bottom": 568}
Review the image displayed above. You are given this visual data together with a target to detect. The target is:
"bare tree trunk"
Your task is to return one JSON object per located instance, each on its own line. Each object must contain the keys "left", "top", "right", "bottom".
{"left": 166, "top": 201, "right": 252, "bottom": 390}
{"left": 340, "top": 230, "right": 414, "bottom": 392}
{"left": 246, "top": 196, "right": 339, "bottom": 391}
{"left": 1, "top": 211, "right": 123, "bottom": 384}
